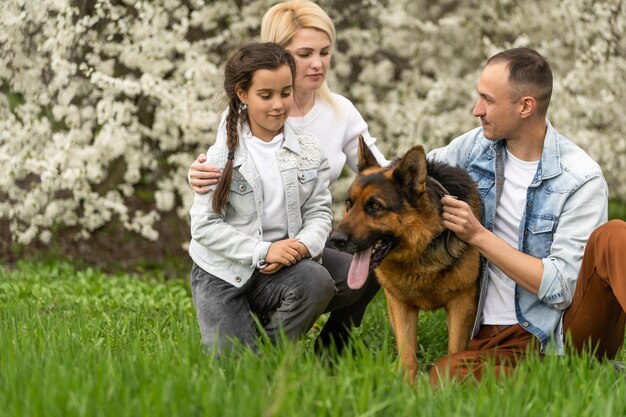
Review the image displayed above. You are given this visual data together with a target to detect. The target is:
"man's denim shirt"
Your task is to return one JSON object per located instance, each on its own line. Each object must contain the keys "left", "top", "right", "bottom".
{"left": 429, "top": 121, "right": 608, "bottom": 354}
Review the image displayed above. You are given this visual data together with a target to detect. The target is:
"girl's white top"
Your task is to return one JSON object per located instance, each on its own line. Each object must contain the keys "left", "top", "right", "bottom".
{"left": 243, "top": 131, "right": 288, "bottom": 241}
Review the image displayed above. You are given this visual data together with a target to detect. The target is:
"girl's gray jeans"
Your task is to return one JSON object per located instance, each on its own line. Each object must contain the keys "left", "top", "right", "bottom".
{"left": 190, "top": 259, "right": 335, "bottom": 352}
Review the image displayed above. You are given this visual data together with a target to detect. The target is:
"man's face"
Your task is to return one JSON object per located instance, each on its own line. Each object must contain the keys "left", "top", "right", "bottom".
{"left": 471, "top": 61, "right": 522, "bottom": 140}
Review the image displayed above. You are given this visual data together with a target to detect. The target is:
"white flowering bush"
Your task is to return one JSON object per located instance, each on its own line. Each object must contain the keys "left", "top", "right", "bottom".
{"left": 1, "top": 0, "right": 624, "bottom": 249}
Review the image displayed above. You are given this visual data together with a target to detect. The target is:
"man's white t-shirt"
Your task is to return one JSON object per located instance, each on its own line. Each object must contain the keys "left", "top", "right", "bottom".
{"left": 482, "top": 148, "right": 539, "bottom": 325}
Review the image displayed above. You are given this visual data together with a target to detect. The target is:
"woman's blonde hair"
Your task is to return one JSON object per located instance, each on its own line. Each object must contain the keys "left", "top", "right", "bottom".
{"left": 261, "top": 0, "right": 336, "bottom": 106}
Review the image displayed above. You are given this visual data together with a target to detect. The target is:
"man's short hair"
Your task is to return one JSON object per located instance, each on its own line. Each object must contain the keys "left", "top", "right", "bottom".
{"left": 487, "top": 47, "right": 553, "bottom": 116}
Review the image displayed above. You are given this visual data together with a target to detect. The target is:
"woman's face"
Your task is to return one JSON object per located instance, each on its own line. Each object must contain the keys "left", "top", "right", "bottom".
{"left": 285, "top": 28, "right": 331, "bottom": 93}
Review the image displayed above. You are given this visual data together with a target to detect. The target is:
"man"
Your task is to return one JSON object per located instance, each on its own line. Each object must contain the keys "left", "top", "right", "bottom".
{"left": 428, "top": 47, "right": 626, "bottom": 383}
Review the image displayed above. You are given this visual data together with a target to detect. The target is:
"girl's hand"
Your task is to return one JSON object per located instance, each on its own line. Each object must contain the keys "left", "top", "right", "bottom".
{"left": 260, "top": 241, "right": 311, "bottom": 274}
{"left": 265, "top": 238, "right": 305, "bottom": 267}
{"left": 189, "top": 154, "right": 222, "bottom": 193}
{"left": 293, "top": 241, "right": 310, "bottom": 259}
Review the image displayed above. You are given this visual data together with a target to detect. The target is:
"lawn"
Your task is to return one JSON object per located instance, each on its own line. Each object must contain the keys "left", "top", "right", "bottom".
{"left": 1, "top": 261, "right": 625, "bottom": 417}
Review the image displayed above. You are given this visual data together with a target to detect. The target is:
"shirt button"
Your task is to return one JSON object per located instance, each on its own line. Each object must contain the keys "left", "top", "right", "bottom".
{"left": 527, "top": 201, "right": 532, "bottom": 207}
{"left": 524, "top": 229, "right": 529, "bottom": 236}
{"left": 234, "top": 276, "right": 241, "bottom": 283}
{"left": 523, "top": 321, "right": 529, "bottom": 328}
{"left": 299, "top": 173, "right": 305, "bottom": 180}
{"left": 239, "top": 184, "right": 246, "bottom": 192}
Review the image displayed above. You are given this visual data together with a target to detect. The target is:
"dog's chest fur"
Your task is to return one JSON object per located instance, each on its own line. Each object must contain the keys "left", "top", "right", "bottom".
{"left": 375, "top": 239, "right": 481, "bottom": 311}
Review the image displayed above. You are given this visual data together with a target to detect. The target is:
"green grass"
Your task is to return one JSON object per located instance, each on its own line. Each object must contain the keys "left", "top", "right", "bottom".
{"left": 609, "top": 200, "right": 626, "bottom": 221}
{"left": 1, "top": 261, "right": 626, "bottom": 417}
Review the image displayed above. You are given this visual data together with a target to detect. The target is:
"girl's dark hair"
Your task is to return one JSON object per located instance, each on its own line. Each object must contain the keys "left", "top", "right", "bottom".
{"left": 212, "top": 42, "right": 296, "bottom": 213}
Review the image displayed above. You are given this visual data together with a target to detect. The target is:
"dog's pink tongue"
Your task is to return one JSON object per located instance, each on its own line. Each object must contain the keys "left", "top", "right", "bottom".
{"left": 347, "top": 247, "right": 372, "bottom": 290}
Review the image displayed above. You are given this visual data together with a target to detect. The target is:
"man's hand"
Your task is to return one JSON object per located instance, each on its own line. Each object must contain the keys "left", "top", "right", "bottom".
{"left": 440, "top": 195, "right": 487, "bottom": 245}
{"left": 189, "top": 153, "right": 222, "bottom": 193}
{"left": 441, "top": 195, "right": 543, "bottom": 295}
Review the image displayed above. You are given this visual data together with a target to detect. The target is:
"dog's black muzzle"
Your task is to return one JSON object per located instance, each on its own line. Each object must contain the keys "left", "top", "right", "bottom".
{"left": 329, "top": 229, "right": 360, "bottom": 254}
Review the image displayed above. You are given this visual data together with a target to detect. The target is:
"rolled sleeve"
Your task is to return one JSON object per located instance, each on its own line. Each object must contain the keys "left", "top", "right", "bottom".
{"left": 538, "top": 257, "right": 570, "bottom": 307}
{"left": 537, "top": 175, "right": 608, "bottom": 310}
{"left": 253, "top": 241, "right": 271, "bottom": 268}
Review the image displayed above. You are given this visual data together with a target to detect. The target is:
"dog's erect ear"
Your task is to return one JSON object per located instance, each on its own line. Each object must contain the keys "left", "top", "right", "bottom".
{"left": 357, "top": 136, "right": 381, "bottom": 172}
{"left": 393, "top": 145, "right": 428, "bottom": 197}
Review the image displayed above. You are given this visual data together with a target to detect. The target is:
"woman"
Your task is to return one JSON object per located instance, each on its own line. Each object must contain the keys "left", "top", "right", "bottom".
{"left": 190, "top": 0, "right": 388, "bottom": 352}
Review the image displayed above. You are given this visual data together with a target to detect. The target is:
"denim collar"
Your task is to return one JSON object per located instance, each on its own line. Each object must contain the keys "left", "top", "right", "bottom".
{"left": 281, "top": 122, "right": 302, "bottom": 154}
{"left": 538, "top": 120, "right": 561, "bottom": 180}
{"left": 232, "top": 121, "right": 300, "bottom": 167}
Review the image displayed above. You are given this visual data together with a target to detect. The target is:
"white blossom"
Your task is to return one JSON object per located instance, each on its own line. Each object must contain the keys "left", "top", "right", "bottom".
{"left": 0, "top": 0, "right": 624, "bottom": 245}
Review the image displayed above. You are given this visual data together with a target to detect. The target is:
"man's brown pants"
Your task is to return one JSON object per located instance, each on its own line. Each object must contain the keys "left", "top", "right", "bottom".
{"left": 430, "top": 220, "right": 626, "bottom": 384}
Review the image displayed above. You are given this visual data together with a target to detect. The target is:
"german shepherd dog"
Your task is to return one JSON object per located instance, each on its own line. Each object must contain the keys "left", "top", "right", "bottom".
{"left": 330, "top": 138, "right": 481, "bottom": 381}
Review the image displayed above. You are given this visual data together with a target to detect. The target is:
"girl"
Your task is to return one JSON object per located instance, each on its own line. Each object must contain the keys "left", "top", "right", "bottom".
{"left": 189, "top": 42, "right": 335, "bottom": 352}
{"left": 189, "top": 0, "right": 388, "bottom": 352}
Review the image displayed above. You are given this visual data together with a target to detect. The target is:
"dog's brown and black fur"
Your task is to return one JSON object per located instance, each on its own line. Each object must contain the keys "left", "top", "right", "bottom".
{"left": 330, "top": 138, "right": 481, "bottom": 381}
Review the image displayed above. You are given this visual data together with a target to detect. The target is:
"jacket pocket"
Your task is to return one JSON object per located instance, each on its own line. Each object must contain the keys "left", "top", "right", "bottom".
{"left": 297, "top": 168, "right": 318, "bottom": 203}
{"left": 468, "top": 167, "right": 496, "bottom": 199}
{"left": 470, "top": 172, "right": 495, "bottom": 199}
{"left": 524, "top": 216, "right": 556, "bottom": 258}
{"left": 298, "top": 168, "right": 318, "bottom": 183}
{"left": 229, "top": 176, "right": 256, "bottom": 218}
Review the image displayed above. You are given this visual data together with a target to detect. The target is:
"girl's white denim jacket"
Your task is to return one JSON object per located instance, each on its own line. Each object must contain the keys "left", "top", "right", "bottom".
{"left": 189, "top": 121, "right": 333, "bottom": 288}
{"left": 429, "top": 121, "right": 608, "bottom": 354}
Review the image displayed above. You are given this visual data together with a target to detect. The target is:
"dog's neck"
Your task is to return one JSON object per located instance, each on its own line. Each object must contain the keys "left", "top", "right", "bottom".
{"left": 427, "top": 176, "right": 468, "bottom": 262}
{"left": 428, "top": 176, "right": 451, "bottom": 198}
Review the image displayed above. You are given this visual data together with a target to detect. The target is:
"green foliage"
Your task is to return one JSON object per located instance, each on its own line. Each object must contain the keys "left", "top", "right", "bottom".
{"left": 609, "top": 200, "right": 626, "bottom": 221}
{"left": 1, "top": 261, "right": 626, "bottom": 417}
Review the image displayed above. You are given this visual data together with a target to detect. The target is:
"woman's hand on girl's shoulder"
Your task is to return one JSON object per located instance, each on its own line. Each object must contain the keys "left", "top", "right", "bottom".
{"left": 189, "top": 153, "right": 222, "bottom": 193}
